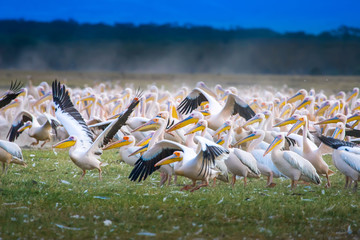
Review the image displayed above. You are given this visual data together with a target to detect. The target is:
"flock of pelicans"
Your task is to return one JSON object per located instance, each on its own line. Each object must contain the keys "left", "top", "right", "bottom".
{"left": 1, "top": 80, "right": 360, "bottom": 192}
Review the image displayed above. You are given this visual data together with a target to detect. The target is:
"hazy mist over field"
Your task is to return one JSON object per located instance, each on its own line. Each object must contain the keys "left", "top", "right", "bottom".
{"left": 1, "top": 20, "right": 360, "bottom": 75}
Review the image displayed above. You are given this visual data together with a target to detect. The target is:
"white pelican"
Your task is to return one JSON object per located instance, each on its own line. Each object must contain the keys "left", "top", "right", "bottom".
{"left": 7, "top": 110, "right": 60, "bottom": 147}
{"left": 214, "top": 120, "right": 261, "bottom": 187}
{"left": 177, "top": 87, "right": 255, "bottom": 130}
{"left": 280, "top": 115, "right": 334, "bottom": 187}
{"left": 129, "top": 136, "right": 229, "bottom": 192}
{"left": 0, "top": 140, "right": 26, "bottom": 174}
{"left": 264, "top": 133, "right": 321, "bottom": 189}
{"left": 51, "top": 80, "right": 140, "bottom": 180}
{"left": 234, "top": 130, "right": 286, "bottom": 187}
{"left": 102, "top": 135, "right": 140, "bottom": 166}
{"left": 318, "top": 135, "right": 360, "bottom": 190}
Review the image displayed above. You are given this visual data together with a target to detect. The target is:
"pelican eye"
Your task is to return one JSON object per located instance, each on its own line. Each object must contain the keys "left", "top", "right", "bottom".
{"left": 123, "top": 136, "right": 129, "bottom": 141}
{"left": 174, "top": 152, "right": 181, "bottom": 157}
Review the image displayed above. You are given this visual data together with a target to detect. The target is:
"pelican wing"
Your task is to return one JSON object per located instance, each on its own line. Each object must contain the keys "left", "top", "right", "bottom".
{"left": 52, "top": 80, "right": 94, "bottom": 149}
{"left": 41, "top": 112, "right": 62, "bottom": 136}
{"left": 7, "top": 110, "right": 34, "bottom": 142}
{"left": 87, "top": 96, "right": 140, "bottom": 155}
{"left": 0, "top": 140, "right": 23, "bottom": 159}
{"left": 345, "top": 129, "right": 360, "bottom": 138}
{"left": 283, "top": 151, "right": 321, "bottom": 184}
{"left": 177, "top": 88, "right": 208, "bottom": 115}
{"left": 339, "top": 150, "right": 360, "bottom": 172}
{"left": 129, "top": 140, "right": 188, "bottom": 182}
{"left": 233, "top": 148, "right": 261, "bottom": 175}
{"left": 222, "top": 94, "right": 255, "bottom": 121}
{"left": 195, "top": 136, "right": 229, "bottom": 178}
{"left": 317, "top": 135, "right": 356, "bottom": 149}
{"left": 88, "top": 119, "right": 114, "bottom": 130}
{"left": 0, "top": 80, "right": 23, "bottom": 109}
{"left": 251, "top": 149, "right": 285, "bottom": 177}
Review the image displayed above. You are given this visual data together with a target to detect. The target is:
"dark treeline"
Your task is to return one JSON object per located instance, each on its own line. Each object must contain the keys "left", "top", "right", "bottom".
{"left": 1, "top": 19, "right": 360, "bottom": 75}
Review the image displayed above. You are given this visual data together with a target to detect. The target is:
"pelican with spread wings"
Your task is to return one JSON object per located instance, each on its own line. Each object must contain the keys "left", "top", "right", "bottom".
{"left": 51, "top": 80, "right": 140, "bottom": 180}
{"left": 177, "top": 86, "right": 255, "bottom": 130}
{"left": 129, "top": 136, "right": 229, "bottom": 191}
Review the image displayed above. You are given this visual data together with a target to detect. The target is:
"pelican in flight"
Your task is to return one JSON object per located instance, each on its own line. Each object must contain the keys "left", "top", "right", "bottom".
{"left": 0, "top": 140, "right": 26, "bottom": 174}
{"left": 264, "top": 133, "right": 321, "bottom": 189}
{"left": 52, "top": 80, "right": 140, "bottom": 180}
{"left": 129, "top": 136, "right": 229, "bottom": 192}
{"left": 177, "top": 85, "right": 255, "bottom": 130}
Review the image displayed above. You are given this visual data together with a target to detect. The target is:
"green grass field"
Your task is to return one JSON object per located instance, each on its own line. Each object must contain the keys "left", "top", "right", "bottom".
{"left": 0, "top": 149, "right": 359, "bottom": 239}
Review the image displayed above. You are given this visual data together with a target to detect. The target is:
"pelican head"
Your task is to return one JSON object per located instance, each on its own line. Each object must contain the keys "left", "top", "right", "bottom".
{"left": 167, "top": 112, "right": 202, "bottom": 132}
{"left": 315, "top": 113, "right": 346, "bottom": 125}
{"left": 233, "top": 130, "right": 261, "bottom": 147}
{"left": 52, "top": 136, "right": 77, "bottom": 148}
{"left": 184, "top": 120, "right": 207, "bottom": 135}
{"left": 279, "top": 103, "right": 292, "bottom": 118}
{"left": 346, "top": 87, "right": 359, "bottom": 102}
{"left": 287, "top": 89, "right": 307, "bottom": 103}
{"left": 200, "top": 108, "right": 210, "bottom": 117}
{"left": 102, "top": 136, "right": 134, "bottom": 150}
{"left": 216, "top": 136, "right": 225, "bottom": 146}
{"left": 18, "top": 121, "right": 32, "bottom": 133}
{"left": 315, "top": 100, "right": 330, "bottom": 116}
{"left": 287, "top": 116, "right": 306, "bottom": 136}
{"left": 132, "top": 117, "right": 163, "bottom": 132}
{"left": 155, "top": 151, "right": 184, "bottom": 167}
{"left": 128, "top": 144, "right": 148, "bottom": 157}
{"left": 332, "top": 122, "right": 344, "bottom": 139}
{"left": 242, "top": 113, "right": 264, "bottom": 128}
{"left": 347, "top": 112, "right": 360, "bottom": 123}
{"left": 263, "top": 134, "right": 283, "bottom": 157}
{"left": 0, "top": 99, "right": 21, "bottom": 111}
{"left": 273, "top": 114, "right": 300, "bottom": 127}
{"left": 213, "top": 120, "right": 231, "bottom": 137}
{"left": 294, "top": 96, "right": 313, "bottom": 112}
{"left": 335, "top": 91, "right": 345, "bottom": 100}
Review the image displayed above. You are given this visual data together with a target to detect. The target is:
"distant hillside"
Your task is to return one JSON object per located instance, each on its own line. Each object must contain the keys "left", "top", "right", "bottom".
{"left": 1, "top": 19, "right": 360, "bottom": 75}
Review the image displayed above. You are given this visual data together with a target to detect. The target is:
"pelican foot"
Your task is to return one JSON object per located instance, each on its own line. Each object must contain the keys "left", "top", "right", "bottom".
{"left": 266, "top": 183, "right": 276, "bottom": 188}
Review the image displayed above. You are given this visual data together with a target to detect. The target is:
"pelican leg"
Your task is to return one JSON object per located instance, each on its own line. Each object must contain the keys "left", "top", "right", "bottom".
{"left": 190, "top": 180, "right": 209, "bottom": 192}
{"left": 291, "top": 180, "right": 298, "bottom": 189}
{"left": 1, "top": 163, "right": 5, "bottom": 175}
{"left": 160, "top": 173, "right": 168, "bottom": 186}
{"left": 243, "top": 177, "right": 247, "bottom": 187}
{"left": 181, "top": 180, "right": 196, "bottom": 191}
{"left": 212, "top": 178, "right": 216, "bottom": 187}
{"left": 80, "top": 170, "right": 86, "bottom": 181}
{"left": 167, "top": 175, "right": 172, "bottom": 186}
{"left": 40, "top": 140, "right": 49, "bottom": 148}
{"left": 325, "top": 173, "right": 331, "bottom": 188}
{"left": 345, "top": 176, "right": 349, "bottom": 188}
{"left": 4, "top": 164, "right": 9, "bottom": 175}
{"left": 266, "top": 173, "right": 276, "bottom": 188}
{"left": 231, "top": 175, "right": 236, "bottom": 187}
{"left": 98, "top": 168, "right": 102, "bottom": 181}
{"left": 173, "top": 175, "right": 178, "bottom": 185}
{"left": 353, "top": 181, "right": 358, "bottom": 192}
{"left": 31, "top": 140, "right": 39, "bottom": 146}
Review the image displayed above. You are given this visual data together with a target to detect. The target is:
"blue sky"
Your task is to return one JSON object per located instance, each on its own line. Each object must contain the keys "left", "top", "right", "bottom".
{"left": 1, "top": 0, "right": 360, "bottom": 33}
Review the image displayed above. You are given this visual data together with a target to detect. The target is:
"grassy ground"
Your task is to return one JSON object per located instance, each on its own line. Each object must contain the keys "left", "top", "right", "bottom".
{"left": 0, "top": 149, "right": 359, "bottom": 239}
